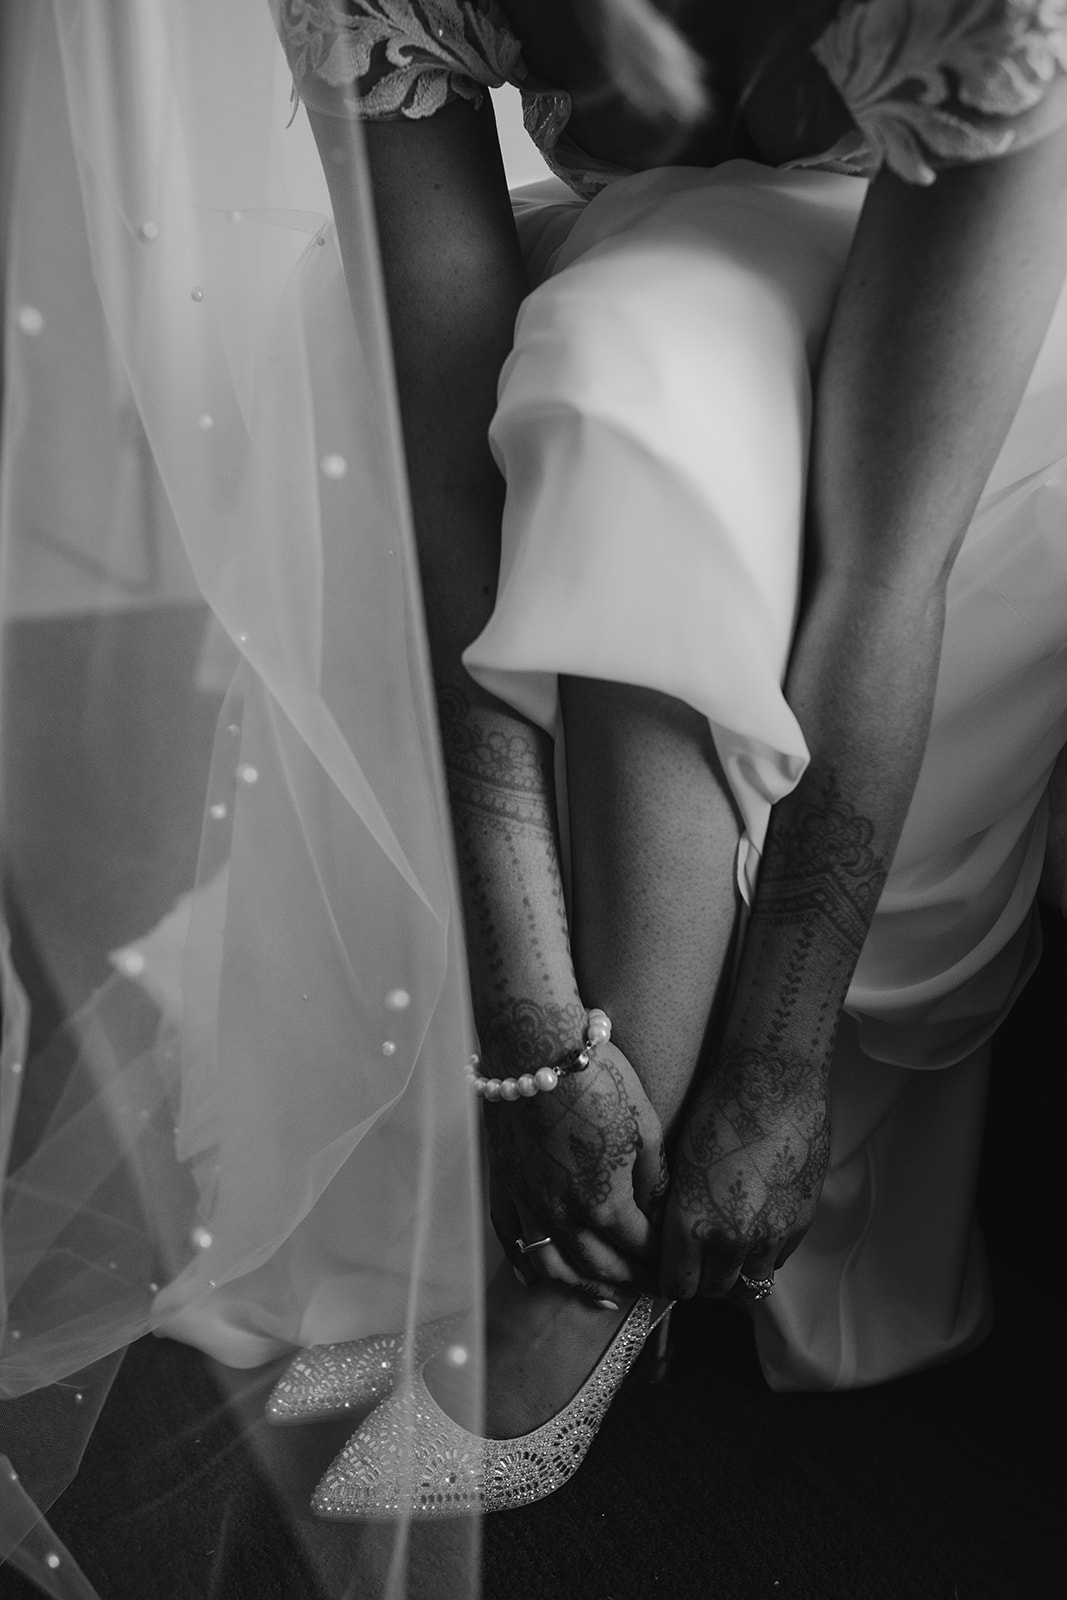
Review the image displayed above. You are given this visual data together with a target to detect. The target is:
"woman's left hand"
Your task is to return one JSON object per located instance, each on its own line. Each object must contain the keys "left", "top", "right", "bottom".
{"left": 484, "top": 1038, "right": 669, "bottom": 1298}
{"left": 659, "top": 1039, "right": 831, "bottom": 1300}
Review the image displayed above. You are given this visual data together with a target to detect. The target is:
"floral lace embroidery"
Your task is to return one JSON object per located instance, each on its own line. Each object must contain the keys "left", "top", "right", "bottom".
{"left": 814, "top": 0, "right": 1067, "bottom": 183}
{"left": 275, "top": 0, "right": 1067, "bottom": 191}
{"left": 275, "top": 0, "right": 523, "bottom": 119}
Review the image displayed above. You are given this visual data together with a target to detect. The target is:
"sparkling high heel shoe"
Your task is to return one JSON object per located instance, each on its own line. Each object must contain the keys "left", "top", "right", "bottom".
{"left": 311, "top": 1294, "right": 672, "bottom": 1519}
{"left": 265, "top": 1313, "right": 463, "bottom": 1425}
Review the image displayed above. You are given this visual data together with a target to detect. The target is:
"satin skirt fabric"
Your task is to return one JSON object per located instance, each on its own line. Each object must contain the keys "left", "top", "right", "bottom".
{"left": 466, "top": 165, "right": 1067, "bottom": 1388}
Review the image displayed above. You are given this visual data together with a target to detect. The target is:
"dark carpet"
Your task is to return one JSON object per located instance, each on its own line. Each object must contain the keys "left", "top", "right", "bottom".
{"left": 3, "top": 912, "right": 1060, "bottom": 1600}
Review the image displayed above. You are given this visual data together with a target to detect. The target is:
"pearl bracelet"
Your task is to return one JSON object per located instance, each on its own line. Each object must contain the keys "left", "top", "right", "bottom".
{"left": 469, "top": 1009, "right": 612, "bottom": 1102}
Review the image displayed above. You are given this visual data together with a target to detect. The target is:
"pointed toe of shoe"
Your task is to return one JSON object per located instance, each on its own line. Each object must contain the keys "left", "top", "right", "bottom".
{"left": 308, "top": 1296, "right": 665, "bottom": 1520}
{"left": 311, "top": 1383, "right": 486, "bottom": 1520}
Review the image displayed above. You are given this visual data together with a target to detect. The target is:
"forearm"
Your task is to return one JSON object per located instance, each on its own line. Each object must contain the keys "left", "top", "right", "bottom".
{"left": 319, "top": 102, "right": 586, "bottom": 1068}
{"left": 722, "top": 133, "right": 1067, "bottom": 1076}
{"left": 436, "top": 680, "right": 586, "bottom": 1073}
{"left": 720, "top": 575, "right": 942, "bottom": 1074}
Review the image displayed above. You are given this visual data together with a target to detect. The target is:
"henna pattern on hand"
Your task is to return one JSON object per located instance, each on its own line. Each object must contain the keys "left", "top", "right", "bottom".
{"left": 673, "top": 1041, "right": 831, "bottom": 1250}
{"left": 482, "top": 1047, "right": 648, "bottom": 1235}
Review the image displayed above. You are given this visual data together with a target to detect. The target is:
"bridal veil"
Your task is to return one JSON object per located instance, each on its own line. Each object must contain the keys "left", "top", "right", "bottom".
{"left": 0, "top": 1, "right": 485, "bottom": 1593}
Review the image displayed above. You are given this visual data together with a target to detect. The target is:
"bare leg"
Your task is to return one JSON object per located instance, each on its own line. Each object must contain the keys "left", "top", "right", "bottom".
{"left": 435, "top": 681, "right": 745, "bottom": 1439}
{"left": 560, "top": 678, "right": 743, "bottom": 1138}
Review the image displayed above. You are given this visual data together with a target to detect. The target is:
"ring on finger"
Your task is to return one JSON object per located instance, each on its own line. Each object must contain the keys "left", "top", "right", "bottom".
{"left": 738, "top": 1271, "right": 775, "bottom": 1301}
{"left": 515, "top": 1235, "right": 553, "bottom": 1255}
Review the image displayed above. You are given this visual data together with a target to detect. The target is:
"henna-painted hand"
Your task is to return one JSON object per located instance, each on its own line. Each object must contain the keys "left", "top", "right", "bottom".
{"left": 660, "top": 1039, "right": 831, "bottom": 1300}
{"left": 484, "top": 1039, "right": 668, "bottom": 1298}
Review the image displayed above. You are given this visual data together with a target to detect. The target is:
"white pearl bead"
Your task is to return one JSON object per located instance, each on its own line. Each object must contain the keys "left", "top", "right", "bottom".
{"left": 500, "top": 1078, "right": 520, "bottom": 1101}
{"left": 586, "top": 1011, "right": 611, "bottom": 1044}
{"left": 472, "top": 1077, "right": 486, "bottom": 1096}
{"left": 534, "top": 1066, "right": 559, "bottom": 1092}
{"left": 517, "top": 1074, "right": 537, "bottom": 1097}
{"left": 483, "top": 1079, "right": 503, "bottom": 1101}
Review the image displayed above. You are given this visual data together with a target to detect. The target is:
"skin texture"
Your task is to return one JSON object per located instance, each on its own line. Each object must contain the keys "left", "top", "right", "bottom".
{"left": 306, "top": 38, "right": 1067, "bottom": 1424}
{"left": 662, "top": 130, "right": 1067, "bottom": 1297}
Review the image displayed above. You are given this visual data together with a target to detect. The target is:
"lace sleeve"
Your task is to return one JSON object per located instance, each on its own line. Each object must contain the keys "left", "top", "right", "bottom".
{"left": 273, "top": 0, "right": 523, "bottom": 120}
{"left": 813, "top": 0, "right": 1067, "bottom": 184}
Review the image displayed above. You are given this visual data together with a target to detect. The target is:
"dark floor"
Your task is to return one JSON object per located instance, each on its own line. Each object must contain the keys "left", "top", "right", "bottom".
{"left": 3, "top": 911, "right": 1061, "bottom": 1600}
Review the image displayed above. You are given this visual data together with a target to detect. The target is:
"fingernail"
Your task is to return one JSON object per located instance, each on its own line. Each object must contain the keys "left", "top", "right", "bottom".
{"left": 594, "top": 1296, "right": 620, "bottom": 1311}
{"left": 513, "top": 1266, "right": 530, "bottom": 1288}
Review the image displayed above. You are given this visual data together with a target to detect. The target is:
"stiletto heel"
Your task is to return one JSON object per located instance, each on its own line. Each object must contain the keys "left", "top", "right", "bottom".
{"left": 635, "top": 1303, "right": 673, "bottom": 1384}
{"left": 311, "top": 1295, "right": 674, "bottom": 1519}
{"left": 265, "top": 1313, "right": 462, "bottom": 1425}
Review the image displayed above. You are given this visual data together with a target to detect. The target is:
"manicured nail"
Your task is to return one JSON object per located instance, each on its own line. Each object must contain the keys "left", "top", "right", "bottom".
{"left": 594, "top": 1296, "right": 620, "bottom": 1311}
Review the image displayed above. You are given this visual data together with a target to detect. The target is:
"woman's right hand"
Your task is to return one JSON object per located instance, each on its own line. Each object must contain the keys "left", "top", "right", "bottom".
{"left": 483, "top": 1039, "right": 668, "bottom": 1299}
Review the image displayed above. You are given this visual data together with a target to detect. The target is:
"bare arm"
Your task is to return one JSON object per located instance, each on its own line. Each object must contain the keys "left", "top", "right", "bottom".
{"left": 312, "top": 98, "right": 664, "bottom": 1286}
{"left": 663, "top": 124, "right": 1067, "bottom": 1299}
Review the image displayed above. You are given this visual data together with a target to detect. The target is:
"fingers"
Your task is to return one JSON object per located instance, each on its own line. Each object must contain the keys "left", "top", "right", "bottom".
{"left": 511, "top": 1203, "right": 626, "bottom": 1306}
{"left": 729, "top": 1254, "right": 778, "bottom": 1306}
{"left": 631, "top": 1126, "right": 670, "bottom": 1224}
{"left": 660, "top": 1197, "right": 789, "bottom": 1302}
{"left": 699, "top": 1252, "right": 749, "bottom": 1300}
{"left": 595, "top": 1195, "right": 658, "bottom": 1269}
{"left": 659, "top": 1206, "right": 703, "bottom": 1301}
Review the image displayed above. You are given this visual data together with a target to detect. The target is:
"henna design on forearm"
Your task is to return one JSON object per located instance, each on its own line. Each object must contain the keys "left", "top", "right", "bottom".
{"left": 756, "top": 770, "right": 886, "bottom": 952}
{"left": 434, "top": 682, "right": 575, "bottom": 1009}
{"left": 436, "top": 683, "right": 558, "bottom": 837}
{"left": 733, "top": 768, "right": 890, "bottom": 1057}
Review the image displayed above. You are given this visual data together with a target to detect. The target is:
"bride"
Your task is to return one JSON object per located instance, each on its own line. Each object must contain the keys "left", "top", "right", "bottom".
{"left": 2, "top": 0, "right": 1066, "bottom": 1589}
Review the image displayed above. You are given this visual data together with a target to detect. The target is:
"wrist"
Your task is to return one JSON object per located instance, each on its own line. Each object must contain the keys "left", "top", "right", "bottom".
{"left": 472, "top": 992, "right": 587, "bottom": 1082}
{"left": 711, "top": 1030, "right": 835, "bottom": 1103}
{"left": 471, "top": 1003, "right": 612, "bottom": 1102}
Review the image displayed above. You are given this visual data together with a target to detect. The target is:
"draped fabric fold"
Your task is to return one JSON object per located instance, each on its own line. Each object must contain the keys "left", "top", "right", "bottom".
{"left": 0, "top": 3, "right": 484, "bottom": 1593}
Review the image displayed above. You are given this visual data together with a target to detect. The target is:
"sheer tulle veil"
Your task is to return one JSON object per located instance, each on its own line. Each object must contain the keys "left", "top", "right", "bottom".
{"left": 0, "top": 1, "right": 485, "bottom": 1593}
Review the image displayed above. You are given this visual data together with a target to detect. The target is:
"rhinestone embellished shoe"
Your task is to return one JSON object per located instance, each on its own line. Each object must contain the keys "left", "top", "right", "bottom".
{"left": 265, "top": 1314, "right": 463, "bottom": 1426}
{"left": 311, "top": 1294, "right": 671, "bottom": 1519}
